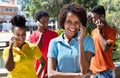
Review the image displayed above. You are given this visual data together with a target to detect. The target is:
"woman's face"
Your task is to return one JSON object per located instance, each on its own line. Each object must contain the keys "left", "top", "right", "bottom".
{"left": 64, "top": 12, "right": 81, "bottom": 39}
{"left": 91, "top": 13, "right": 105, "bottom": 29}
{"left": 38, "top": 16, "right": 49, "bottom": 28}
{"left": 91, "top": 13, "right": 100, "bottom": 24}
{"left": 13, "top": 27, "right": 26, "bottom": 47}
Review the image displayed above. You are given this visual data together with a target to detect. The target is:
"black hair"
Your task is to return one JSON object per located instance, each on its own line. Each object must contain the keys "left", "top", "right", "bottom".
{"left": 58, "top": 3, "right": 87, "bottom": 29}
{"left": 10, "top": 15, "right": 26, "bottom": 31}
{"left": 34, "top": 10, "right": 49, "bottom": 22}
{"left": 91, "top": 5, "right": 105, "bottom": 16}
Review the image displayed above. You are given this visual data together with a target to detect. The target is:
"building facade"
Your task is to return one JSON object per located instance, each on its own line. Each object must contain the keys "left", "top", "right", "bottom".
{"left": 0, "top": 0, "right": 18, "bottom": 22}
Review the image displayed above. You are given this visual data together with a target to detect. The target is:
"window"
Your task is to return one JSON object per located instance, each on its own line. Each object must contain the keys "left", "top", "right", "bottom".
{"left": 5, "top": 8, "right": 12, "bottom": 12}
{"left": 12, "top": 8, "right": 17, "bottom": 12}
{"left": 5, "top": 8, "right": 17, "bottom": 12}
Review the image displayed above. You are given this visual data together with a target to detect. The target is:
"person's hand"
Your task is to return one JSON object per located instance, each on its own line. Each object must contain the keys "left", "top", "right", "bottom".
{"left": 75, "top": 72, "right": 91, "bottom": 78}
{"left": 9, "top": 35, "right": 17, "bottom": 49}
{"left": 37, "top": 21, "right": 46, "bottom": 33}
{"left": 78, "top": 25, "right": 86, "bottom": 41}
{"left": 95, "top": 17, "right": 105, "bottom": 31}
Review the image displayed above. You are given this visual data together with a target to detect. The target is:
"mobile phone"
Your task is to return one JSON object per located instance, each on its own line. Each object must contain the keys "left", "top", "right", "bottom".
{"left": 37, "top": 21, "right": 43, "bottom": 27}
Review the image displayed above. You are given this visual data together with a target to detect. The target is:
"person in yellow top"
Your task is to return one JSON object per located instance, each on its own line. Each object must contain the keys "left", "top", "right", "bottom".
{"left": 2, "top": 15, "right": 46, "bottom": 78}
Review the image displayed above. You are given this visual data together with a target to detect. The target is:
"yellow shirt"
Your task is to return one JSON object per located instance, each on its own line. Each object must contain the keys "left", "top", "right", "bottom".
{"left": 3, "top": 42, "right": 42, "bottom": 78}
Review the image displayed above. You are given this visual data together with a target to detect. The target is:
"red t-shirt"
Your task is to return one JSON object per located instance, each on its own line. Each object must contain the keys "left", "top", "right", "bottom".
{"left": 90, "top": 25, "right": 116, "bottom": 74}
{"left": 29, "top": 29, "right": 58, "bottom": 78}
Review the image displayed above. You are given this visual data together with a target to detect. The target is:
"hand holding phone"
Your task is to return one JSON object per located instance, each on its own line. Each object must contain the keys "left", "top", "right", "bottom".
{"left": 10, "top": 35, "right": 17, "bottom": 48}
{"left": 37, "top": 21, "right": 43, "bottom": 27}
{"left": 95, "top": 16, "right": 106, "bottom": 30}
{"left": 37, "top": 21, "right": 46, "bottom": 33}
{"left": 78, "top": 24, "right": 86, "bottom": 41}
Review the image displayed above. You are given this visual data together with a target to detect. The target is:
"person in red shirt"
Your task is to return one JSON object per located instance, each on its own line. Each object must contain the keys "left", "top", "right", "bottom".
{"left": 29, "top": 10, "right": 58, "bottom": 78}
{"left": 90, "top": 5, "right": 116, "bottom": 78}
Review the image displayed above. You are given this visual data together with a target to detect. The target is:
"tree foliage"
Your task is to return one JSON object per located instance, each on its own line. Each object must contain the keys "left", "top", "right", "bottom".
{"left": 23, "top": 0, "right": 98, "bottom": 18}
{"left": 112, "top": 39, "right": 120, "bottom": 62}
{"left": 98, "top": 0, "right": 120, "bottom": 35}
{"left": 72, "top": 0, "right": 97, "bottom": 11}
{"left": 23, "top": 0, "right": 69, "bottom": 18}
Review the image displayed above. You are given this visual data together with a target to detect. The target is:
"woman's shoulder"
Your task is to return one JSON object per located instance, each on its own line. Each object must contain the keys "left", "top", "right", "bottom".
{"left": 51, "top": 33, "right": 63, "bottom": 42}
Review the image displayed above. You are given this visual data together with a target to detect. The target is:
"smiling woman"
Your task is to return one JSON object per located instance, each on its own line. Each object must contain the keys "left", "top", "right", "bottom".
{"left": 2, "top": 15, "right": 46, "bottom": 78}
{"left": 47, "top": 3, "right": 95, "bottom": 78}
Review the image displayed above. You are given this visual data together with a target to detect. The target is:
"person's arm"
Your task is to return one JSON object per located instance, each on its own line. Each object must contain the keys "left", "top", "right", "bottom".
{"left": 78, "top": 25, "right": 88, "bottom": 74}
{"left": 5, "top": 36, "right": 15, "bottom": 71}
{"left": 78, "top": 41, "right": 88, "bottom": 74}
{"left": 36, "top": 21, "right": 46, "bottom": 47}
{"left": 98, "top": 30, "right": 111, "bottom": 51}
{"left": 36, "top": 33, "right": 43, "bottom": 47}
{"left": 36, "top": 56, "right": 46, "bottom": 76}
{"left": 78, "top": 25, "right": 94, "bottom": 75}
{"left": 96, "top": 18, "right": 112, "bottom": 51}
{"left": 48, "top": 58, "right": 84, "bottom": 78}
{"left": 78, "top": 41, "right": 94, "bottom": 75}
{"left": 5, "top": 48, "right": 15, "bottom": 71}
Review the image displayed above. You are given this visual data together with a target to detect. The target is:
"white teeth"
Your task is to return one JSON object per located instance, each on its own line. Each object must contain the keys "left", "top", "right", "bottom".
{"left": 70, "top": 29, "right": 75, "bottom": 32}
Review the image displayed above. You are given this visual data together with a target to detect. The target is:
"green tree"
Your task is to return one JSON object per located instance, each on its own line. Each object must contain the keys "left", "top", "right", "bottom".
{"left": 98, "top": 0, "right": 120, "bottom": 35}
{"left": 23, "top": 0, "right": 69, "bottom": 18}
{"left": 72, "top": 0, "right": 98, "bottom": 11}
{"left": 23, "top": 0, "right": 98, "bottom": 18}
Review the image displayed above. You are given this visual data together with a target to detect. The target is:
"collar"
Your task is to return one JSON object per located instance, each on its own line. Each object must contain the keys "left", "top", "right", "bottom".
{"left": 57, "top": 32, "right": 80, "bottom": 42}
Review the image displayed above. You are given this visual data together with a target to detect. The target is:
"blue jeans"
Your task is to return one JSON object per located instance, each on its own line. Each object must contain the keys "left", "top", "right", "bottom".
{"left": 91, "top": 69, "right": 115, "bottom": 78}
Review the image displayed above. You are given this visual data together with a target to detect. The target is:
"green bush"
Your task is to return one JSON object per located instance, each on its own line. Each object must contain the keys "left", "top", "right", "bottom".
{"left": 55, "top": 29, "right": 64, "bottom": 36}
{"left": 112, "top": 39, "right": 120, "bottom": 62}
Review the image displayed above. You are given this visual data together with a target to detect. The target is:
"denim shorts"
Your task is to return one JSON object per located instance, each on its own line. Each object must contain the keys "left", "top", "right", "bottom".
{"left": 91, "top": 69, "right": 115, "bottom": 78}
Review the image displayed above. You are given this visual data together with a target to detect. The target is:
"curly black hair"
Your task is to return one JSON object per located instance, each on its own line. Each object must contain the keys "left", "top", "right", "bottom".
{"left": 58, "top": 3, "right": 87, "bottom": 29}
{"left": 11, "top": 15, "right": 26, "bottom": 31}
{"left": 34, "top": 10, "right": 49, "bottom": 22}
{"left": 91, "top": 5, "right": 105, "bottom": 16}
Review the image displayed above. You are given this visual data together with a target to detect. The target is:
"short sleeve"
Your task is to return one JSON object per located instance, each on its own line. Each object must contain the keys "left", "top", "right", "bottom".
{"left": 47, "top": 39, "right": 57, "bottom": 58}
{"left": 84, "top": 36, "right": 95, "bottom": 54}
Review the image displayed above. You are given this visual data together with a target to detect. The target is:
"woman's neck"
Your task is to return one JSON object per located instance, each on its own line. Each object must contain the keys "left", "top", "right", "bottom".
{"left": 64, "top": 34, "right": 70, "bottom": 43}
{"left": 17, "top": 42, "right": 25, "bottom": 49}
